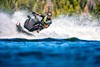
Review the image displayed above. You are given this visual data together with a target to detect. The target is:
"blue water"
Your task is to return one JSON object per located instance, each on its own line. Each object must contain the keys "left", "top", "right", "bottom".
{"left": 0, "top": 38, "right": 100, "bottom": 67}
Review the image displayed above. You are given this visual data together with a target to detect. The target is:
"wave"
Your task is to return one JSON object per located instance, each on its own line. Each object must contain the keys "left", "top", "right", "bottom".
{"left": 0, "top": 11, "right": 100, "bottom": 40}
{"left": 0, "top": 37, "right": 100, "bottom": 42}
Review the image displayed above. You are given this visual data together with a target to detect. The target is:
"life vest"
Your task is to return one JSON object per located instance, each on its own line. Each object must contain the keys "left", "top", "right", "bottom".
{"left": 43, "top": 16, "right": 47, "bottom": 24}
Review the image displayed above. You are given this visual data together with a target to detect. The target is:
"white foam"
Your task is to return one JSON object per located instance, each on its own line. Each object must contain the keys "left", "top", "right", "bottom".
{"left": 0, "top": 11, "right": 100, "bottom": 40}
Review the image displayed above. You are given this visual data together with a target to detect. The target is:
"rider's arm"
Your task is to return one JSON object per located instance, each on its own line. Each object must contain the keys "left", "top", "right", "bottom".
{"left": 35, "top": 13, "right": 45, "bottom": 18}
{"left": 35, "top": 12, "right": 41, "bottom": 16}
{"left": 32, "top": 12, "right": 45, "bottom": 18}
{"left": 32, "top": 12, "right": 41, "bottom": 16}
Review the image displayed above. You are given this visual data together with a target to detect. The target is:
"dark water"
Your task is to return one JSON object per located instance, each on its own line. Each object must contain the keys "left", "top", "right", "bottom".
{"left": 0, "top": 38, "right": 100, "bottom": 67}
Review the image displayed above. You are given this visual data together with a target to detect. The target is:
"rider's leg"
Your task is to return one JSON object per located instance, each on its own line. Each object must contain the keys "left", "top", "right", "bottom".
{"left": 36, "top": 25, "right": 44, "bottom": 33}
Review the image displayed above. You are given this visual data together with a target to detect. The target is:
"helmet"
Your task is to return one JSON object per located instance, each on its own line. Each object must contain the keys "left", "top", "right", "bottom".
{"left": 47, "top": 12, "right": 52, "bottom": 16}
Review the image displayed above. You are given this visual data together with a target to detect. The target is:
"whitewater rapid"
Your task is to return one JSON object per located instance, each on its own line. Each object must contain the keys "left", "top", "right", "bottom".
{"left": 0, "top": 11, "right": 100, "bottom": 40}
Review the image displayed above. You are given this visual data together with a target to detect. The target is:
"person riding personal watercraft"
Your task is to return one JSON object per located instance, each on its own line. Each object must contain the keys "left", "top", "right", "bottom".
{"left": 24, "top": 11, "right": 52, "bottom": 33}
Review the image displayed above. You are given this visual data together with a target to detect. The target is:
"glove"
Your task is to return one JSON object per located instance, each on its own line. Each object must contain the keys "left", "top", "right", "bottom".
{"left": 32, "top": 12, "right": 35, "bottom": 15}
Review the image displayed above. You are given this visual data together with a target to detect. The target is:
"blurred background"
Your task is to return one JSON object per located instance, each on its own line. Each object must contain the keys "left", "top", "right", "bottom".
{"left": 0, "top": 0, "right": 100, "bottom": 17}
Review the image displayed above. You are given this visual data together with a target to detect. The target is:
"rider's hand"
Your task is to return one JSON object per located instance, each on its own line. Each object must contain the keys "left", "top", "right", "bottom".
{"left": 32, "top": 12, "right": 35, "bottom": 14}
{"left": 44, "top": 24, "right": 49, "bottom": 28}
